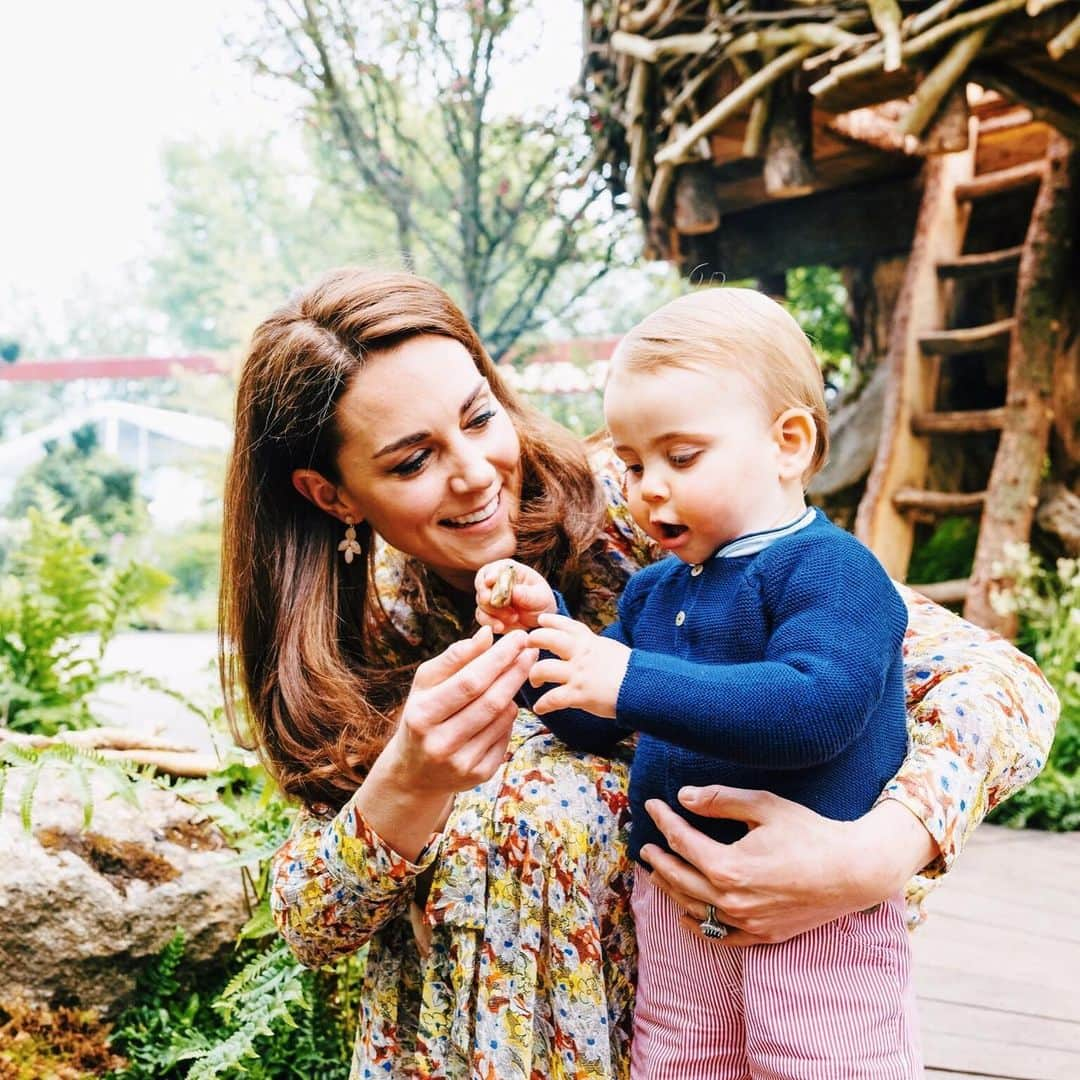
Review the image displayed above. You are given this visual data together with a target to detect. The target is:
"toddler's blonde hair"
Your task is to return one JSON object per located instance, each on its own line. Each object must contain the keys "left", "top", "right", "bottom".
{"left": 612, "top": 287, "right": 830, "bottom": 481}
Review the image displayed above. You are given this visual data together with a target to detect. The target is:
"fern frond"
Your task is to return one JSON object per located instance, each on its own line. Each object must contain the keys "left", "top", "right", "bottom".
{"left": 219, "top": 938, "right": 296, "bottom": 1001}
{"left": 19, "top": 758, "right": 45, "bottom": 831}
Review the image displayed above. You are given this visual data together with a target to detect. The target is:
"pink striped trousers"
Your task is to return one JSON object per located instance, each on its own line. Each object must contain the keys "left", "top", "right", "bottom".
{"left": 630, "top": 867, "right": 921, "bottom": 1079}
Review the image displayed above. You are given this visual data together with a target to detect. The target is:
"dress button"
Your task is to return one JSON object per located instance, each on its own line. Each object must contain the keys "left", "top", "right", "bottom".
{"left": 690, "top": 564, "right": 703, "bottom": 577}
{"left": 675, "top": 611, "right": 686, "bottom": 626}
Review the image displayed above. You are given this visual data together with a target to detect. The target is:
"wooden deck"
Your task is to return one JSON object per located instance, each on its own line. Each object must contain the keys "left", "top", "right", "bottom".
{"left": 916, "top": 824, "right": 1080, "bottom": 1078}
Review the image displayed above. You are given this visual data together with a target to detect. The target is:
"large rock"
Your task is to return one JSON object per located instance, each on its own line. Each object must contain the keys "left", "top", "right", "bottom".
{"left": 0, "top": 764, "right": 249, "bottom": 1014}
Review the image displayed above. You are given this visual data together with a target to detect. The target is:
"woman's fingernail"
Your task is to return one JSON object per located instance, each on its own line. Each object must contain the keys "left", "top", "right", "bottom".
{"left": 680, "top": 786, "right": 701, "bottom": 799}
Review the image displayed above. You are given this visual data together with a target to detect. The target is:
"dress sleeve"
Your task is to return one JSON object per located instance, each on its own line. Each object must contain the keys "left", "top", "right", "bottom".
{"left": 878, "top": 584, "right": 1059, "bottom": 876}
{"left": 270, "top": 794, "right": 440, "bottom": 968}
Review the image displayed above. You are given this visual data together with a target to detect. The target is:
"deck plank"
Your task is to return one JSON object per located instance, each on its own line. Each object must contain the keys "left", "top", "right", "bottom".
{"left": 915, "top": 825, "right": 1080, "bottom": 1079}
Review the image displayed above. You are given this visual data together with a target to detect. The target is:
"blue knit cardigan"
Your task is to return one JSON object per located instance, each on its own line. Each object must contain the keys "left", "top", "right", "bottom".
{"left": 524, "top": 509, "right": 910, "bottom": 864}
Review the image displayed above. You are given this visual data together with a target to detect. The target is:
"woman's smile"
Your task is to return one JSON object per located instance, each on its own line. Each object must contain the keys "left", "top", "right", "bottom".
{"left": 441, "top": 489, "right": 502, "bottom": 528}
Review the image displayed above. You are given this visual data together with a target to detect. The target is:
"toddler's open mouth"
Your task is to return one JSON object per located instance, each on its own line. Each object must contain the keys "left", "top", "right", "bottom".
{"left": 657, "top": 522, "right": 687, "bottom": 540}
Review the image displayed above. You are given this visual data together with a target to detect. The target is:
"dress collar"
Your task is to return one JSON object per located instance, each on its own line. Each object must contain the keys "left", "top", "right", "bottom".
{"left": 713, "top": 506, "right": 817, "bottom": 560}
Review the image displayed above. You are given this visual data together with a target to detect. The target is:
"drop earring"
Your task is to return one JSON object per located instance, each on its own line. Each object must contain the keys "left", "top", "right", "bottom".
{"left": 338, "top": 516, "right": 362, "bottom": 564}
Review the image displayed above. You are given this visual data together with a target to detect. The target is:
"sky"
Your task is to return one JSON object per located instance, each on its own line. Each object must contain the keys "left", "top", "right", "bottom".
{"left": 0, "top": 1, "right": 582, "bottom": 342}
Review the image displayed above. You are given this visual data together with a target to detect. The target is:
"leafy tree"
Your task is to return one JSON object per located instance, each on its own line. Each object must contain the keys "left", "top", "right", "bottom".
{"left": 233, "top": 0, "right": 624, "bottom": 359}
{"left": 7, "top": 424, "right": 148, "bottom": 544}
{"left": 148, "top": 137, "right": 393, "bottom": 352}
{"left": 785, "top": 266, "right": 853, "bottom": 386}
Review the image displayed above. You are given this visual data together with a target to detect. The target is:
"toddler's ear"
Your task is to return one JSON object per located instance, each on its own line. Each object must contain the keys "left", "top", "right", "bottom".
{"left": 773, "top": 409, "right": 816, "bottom": 481}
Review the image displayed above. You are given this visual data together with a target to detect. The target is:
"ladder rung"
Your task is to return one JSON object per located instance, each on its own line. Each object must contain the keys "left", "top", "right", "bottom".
{"left": 976, "top": 109, "right": 1034, "bottom": 136}
{"left": 910, "top": 578, "right": 971, "bottom": 605}
{"left": 911, "top": 407, "right": 1007, "bottom": 435}
{"left": 937, "top": 247, "right": 1023, "bottom": 280}
{"left": 893, "top": 488, "right": 986, "bottom": 515}
{"left": 919, "top": 318, "right": 1015, "bottom": 356}
{"left": 954, "top": 160, "right": 1046, "bottom": 201}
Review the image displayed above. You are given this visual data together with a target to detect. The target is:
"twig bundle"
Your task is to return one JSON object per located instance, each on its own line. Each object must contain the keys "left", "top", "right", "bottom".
{"left": 586, "top": 0, "right": 1079, "bottom": 226}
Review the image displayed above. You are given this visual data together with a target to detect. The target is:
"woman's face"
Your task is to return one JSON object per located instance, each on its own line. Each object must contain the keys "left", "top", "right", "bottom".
{"left": 332, "top": 334, "right": 522, "bottom": 591}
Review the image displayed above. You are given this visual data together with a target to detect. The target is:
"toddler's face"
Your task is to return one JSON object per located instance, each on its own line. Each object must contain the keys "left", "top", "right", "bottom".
{"left": 604, "top": 363, "right": 804, "bottom": 564}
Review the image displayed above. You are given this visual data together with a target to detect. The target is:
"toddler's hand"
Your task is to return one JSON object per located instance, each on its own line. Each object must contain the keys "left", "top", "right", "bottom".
{"left": 475, "top": 560, "right": 556, "bottom": 633}
{"left": 527, "top": 613, "right": 630, "bottom": 718}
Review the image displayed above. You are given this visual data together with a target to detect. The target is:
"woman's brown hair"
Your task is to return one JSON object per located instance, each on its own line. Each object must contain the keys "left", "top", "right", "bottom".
{"left": 220, "top": 267, "right": 605, "bottom": 808}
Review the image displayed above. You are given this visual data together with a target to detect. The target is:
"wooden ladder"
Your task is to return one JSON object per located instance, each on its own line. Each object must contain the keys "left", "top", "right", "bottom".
{"left": 855, "top": 117, "right": 1075, "bottom": 635}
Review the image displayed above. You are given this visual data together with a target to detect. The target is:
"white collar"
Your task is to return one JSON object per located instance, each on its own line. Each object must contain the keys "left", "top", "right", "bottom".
{"left": 713, "top": 507, "right": 817, "bottom": 560}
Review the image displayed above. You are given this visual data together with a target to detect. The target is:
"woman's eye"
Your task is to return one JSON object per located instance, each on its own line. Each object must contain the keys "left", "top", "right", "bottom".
{"left": 467, "top": 408, "right": 495, "bottom": 429}
{"left": 625, "top": 463, "right": 643, "bottom": 477}
{"left": 391, "top": 449, "right": 430, "bottom": 476}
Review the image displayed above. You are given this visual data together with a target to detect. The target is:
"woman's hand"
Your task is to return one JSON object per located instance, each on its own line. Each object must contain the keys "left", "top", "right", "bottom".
{"left": 356, "top": 625, "right": 537, "bottom": 860}
{"left": 640, "top": 786, "right": 937, "bottom": 946}
{"left": 474, "top": 559, "right": 556, "bottom": 632}
{"left": 527, "top": 612, "right": 630, "bottom": 718}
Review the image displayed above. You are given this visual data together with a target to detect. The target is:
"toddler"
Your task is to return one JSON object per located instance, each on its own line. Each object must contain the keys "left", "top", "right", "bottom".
{"left": 476, "top": 288, "right": 920, "bottom": 1079}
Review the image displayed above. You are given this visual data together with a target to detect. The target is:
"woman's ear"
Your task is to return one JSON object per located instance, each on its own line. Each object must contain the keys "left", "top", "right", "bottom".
{"left": 773, "top": 408, "right": 816, "bottom": 481}
{"left": 291, "top": 468, "right": 362, "bottom": 524}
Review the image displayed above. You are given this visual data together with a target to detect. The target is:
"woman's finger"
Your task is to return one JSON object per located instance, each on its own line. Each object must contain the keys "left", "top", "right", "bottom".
{"left": 418, "top": 629, "right": 531, "bottom": 720}
{"left": 677, "top": 784, "right": 786, "bottom": 829}
{"left": 460, "top": 700, "right": 519, "bottom": 779}
{"left": 639, "top": 840, "right": 726, "bottom": 906}
{"left": 428, "top": 645, "right": 537, "bottom": 752}
{"left": 644, "top": 799, "right": 742, "bottom": 889}
{"left": 414, "top": 624, "right": 494, "bottom": 690}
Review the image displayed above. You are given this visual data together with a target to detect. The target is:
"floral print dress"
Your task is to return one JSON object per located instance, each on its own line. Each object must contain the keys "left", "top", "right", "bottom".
{"left": 270, "top": 442, "right": 1058, "bottom": 1080}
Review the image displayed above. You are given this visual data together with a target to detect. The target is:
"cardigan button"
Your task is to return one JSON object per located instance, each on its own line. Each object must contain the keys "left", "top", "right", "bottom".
{"left": 690, "top": 564, "right": 703, "bottom": 577}
{"left": 675, "top": 610, "right": 686, "bottom": 626}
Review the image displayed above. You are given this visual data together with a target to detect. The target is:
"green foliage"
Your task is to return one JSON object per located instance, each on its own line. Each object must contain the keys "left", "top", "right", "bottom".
{"left": 0, "top": 741, "right": 142, "bottom": 831}
{"left": 108, "top": 935, "right": 355, "bottom": 1080}
{"left": 906, "top": 517, "right": 980, "bottom": 585}
{"left": 785, "top": 266, "right": 853, "bottom": 384}
{"left": 7, "top": 424, "right": 149, "bottom": 545}
{"left": 147, "top": 513, "right": 223, "bottom": 631}
{"left": 988, "top": 546, "right": 1080, "bottom": 830}
{"left": 0, "top": 497, "right": 171, "bottom": 734}
{"left": 108, "top": 760, "right": 360, "bottom": 1079}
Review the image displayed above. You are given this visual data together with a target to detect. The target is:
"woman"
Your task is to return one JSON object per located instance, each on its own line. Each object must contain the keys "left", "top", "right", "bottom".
{"left": 221, "top": 267, "right": 1057, "bottom": 1080}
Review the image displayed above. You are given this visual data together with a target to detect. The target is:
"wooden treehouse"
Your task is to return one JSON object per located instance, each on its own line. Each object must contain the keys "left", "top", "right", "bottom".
{"left": 583, "top": 0, "right": 1080, "bottom": 635}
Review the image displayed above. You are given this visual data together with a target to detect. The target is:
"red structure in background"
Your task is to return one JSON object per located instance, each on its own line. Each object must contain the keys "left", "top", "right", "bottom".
{"left": 516, "top": 337, "right": 620, "bottom": 366}
{"left": 0, "top": 356, "right": 222, "bottom": 382}
{"left": 0, "top": 341, "right": 620, "bottom": 384}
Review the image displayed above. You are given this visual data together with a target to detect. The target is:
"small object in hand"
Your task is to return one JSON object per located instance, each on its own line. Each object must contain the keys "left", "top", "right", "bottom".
{"left": 490, "top": 563, "right": 516, "bottom": 608}
{"left": 700, "top": 903, "right": 730, "bottom": 941}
